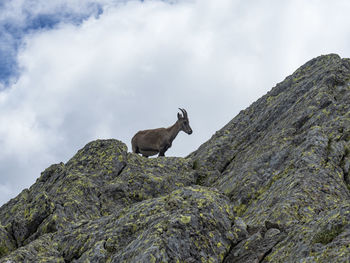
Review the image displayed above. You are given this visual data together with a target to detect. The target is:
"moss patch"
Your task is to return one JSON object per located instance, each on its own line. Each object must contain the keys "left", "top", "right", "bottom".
{"left": 0, "top": 245, "right": 9, "bottom": 258}
{"left": 312, "top": 224, "right": 344, "bottom": 245}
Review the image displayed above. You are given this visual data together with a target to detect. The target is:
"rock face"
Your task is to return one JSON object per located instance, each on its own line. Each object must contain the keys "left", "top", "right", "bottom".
{"left": 1, "top": 54, "right": 350, "bottom": 262}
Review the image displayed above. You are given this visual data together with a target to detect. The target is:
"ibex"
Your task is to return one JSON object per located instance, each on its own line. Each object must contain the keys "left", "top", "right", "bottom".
{"left": 132, "top": 108, "right": 193, "bottom": 157}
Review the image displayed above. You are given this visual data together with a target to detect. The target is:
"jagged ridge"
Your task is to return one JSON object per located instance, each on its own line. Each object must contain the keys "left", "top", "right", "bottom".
{"left": 1, "top": 54, "right": 350, "bottom": 262}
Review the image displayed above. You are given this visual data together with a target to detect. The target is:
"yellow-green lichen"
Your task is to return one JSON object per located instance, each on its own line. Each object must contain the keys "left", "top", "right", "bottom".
{"left": 233, "top": 203, "right": 247, "bottom": 217}
{"left": 180, "top": 215, "right": 191, "bottom": 224}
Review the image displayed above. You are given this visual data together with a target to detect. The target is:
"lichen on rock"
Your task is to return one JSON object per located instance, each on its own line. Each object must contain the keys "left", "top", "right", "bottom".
{"left": 2, "top": 54, "right": 350, "bottom": 262}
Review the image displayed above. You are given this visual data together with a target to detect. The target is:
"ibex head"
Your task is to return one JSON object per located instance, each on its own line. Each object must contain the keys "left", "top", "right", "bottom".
{"left": 177, "top": 108, "right": 193, "bottom": 135}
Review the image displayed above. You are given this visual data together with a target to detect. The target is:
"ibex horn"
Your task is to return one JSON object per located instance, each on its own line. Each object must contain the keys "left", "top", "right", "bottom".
{"left": 178, "top": 108, "right": 187, "bottom": 118}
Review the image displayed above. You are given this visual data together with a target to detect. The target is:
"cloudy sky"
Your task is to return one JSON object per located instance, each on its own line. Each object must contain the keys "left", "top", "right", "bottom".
{"left": 1, "top": 0, "right": 350, "bottom": 205}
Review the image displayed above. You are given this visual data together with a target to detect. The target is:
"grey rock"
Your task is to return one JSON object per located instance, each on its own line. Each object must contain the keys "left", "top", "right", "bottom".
{"left": 264, "top": 228, "right": 281, "bottom": 239}
{"left": 2, "top": 54, "right": 350, "bottom": 262}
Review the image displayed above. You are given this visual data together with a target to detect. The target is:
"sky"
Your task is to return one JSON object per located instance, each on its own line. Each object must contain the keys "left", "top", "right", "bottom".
{"left": 1, "top": 0, "right": 350, "bottom": 206}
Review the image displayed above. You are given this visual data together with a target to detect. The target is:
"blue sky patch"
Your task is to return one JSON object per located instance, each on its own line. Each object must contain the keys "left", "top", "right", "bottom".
{"left": 0, "top": 2, "right": 103, "bottom": 88}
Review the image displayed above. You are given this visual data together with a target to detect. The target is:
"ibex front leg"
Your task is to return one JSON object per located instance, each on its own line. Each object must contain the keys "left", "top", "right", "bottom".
{"left": 159, "top": 142, "right": 171, "bottom": 157}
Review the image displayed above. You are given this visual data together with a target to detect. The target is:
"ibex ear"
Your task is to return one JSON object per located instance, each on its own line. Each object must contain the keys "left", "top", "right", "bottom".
{"left": 177, "top": 112, "right": 182, "bottom": 119}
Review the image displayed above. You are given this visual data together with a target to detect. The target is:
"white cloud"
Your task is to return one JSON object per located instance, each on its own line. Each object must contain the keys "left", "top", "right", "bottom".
{"left": 1, "top": 0, "right": 350, "bottom": 205}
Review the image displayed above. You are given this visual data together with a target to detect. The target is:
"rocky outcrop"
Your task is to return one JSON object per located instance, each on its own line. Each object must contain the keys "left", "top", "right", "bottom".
{"left": 1, "top": 54, "right": 350, "bottom": 262}
{"left": 190, "top": 54, "right": 350, "bottom": 261}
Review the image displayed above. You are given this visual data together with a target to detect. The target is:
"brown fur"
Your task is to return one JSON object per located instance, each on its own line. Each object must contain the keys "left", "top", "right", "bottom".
{"left": 131, "top": 109, "right": 192, "bottom": 157}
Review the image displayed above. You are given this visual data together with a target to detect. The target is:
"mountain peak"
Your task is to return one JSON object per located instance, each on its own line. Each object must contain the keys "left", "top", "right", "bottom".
{"left": 1, "top": 54, "right": 350, "bottom": 262}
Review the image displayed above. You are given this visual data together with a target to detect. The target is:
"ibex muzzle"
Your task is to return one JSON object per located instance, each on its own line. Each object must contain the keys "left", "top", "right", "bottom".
{"left": 131, "top": 108, "right": 193, "bottom": 157}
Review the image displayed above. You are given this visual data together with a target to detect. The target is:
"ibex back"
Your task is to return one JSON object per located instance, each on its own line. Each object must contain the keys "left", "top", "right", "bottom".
{"left": 131, "top": 108, "right": 193, "bottom": 157}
